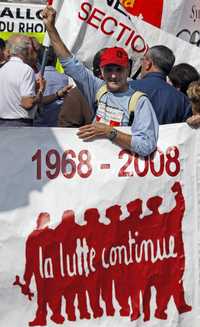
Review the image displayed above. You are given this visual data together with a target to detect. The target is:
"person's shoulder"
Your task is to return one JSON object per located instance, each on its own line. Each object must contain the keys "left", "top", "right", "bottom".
{"left": 19, "top": 61, "right": 35, "bottom": 76}
{"left": 165, "top": 82, "right": 190, "bottom": 101}
{"left": 10, "top": 58, "right": 31, "bottom": 70}
{"left": 135, "top": 92, "right": 152, "bottom": 107}
{"left": 129, "top": 77, "right": 155, "bottom": 93}
{"left": 26, "top": 229, "right": 40, "bottom": 241}
{"left": 129, "top": 79, "right": 145, "bottom": 87}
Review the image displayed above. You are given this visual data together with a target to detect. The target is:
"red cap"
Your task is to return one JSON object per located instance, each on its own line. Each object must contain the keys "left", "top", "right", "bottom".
{"left": 100, "top": 47, "right": 129, "bottom": 68}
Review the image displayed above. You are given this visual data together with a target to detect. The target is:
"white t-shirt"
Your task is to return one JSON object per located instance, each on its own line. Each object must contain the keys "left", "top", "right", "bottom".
{"left": 0, "top": 57, "right": 36, "bottom": 119}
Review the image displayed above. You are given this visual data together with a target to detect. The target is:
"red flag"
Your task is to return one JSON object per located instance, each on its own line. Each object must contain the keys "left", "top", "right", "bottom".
{"left": 120, "top": 0, "right": 164, "bottom": 28}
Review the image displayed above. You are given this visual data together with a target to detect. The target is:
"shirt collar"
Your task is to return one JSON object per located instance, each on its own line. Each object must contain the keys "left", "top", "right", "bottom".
{"left": 9, "top": 56, "right": 24, "bottom": 63}
{"left": 143, "top": 72, "right": 166, "bottom": 81}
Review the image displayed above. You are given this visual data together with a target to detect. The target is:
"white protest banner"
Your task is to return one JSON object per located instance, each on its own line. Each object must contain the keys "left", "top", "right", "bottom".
{"left": 1, "top": 1, "right": 200, "bottom": 72}
{"left": 0, "top": 0, "right": 196, "bottom": 47}
{"left": 129, "top": 14, "right": 200, "bottom": 70}
{"left": 118, "top": 0, "right": 200, "bottom": 70}
{"left": 0, "top": 1, "right": 45, "bottom": 34}
{"left": 0, "top": 124, "right": 200, "bottom": 327}
{"left": 161, "top": 0, "right": 200, "bottom": 47}
{"left": 0, "top": 0, "right": 195, "bottom": 39}
{"left": 120, "top": 0, "right": 200, "bottom": 48}
{"left": 49, "top": 0, "right": 200, "bottom": 72}
{"left": 52, "top": 0, "right": 148, "bottom": 72}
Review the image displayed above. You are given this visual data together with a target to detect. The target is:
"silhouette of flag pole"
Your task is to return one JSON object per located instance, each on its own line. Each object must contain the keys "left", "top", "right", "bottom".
{"left": 40, "top": 0, "right": 63, "bottom": 76}
{"left": 131, "top": 65, "right": 142, "bottom": 80}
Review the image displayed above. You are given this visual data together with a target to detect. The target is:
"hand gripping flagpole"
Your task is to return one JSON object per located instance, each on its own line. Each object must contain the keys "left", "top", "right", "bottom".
{"left": 40, "top": 0, "right": 62, "bottom": 76}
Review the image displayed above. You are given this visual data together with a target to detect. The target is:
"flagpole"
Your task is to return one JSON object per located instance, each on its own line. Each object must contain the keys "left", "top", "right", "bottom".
{"left": 40, "top": 0, "right": 61, "bottom": 76}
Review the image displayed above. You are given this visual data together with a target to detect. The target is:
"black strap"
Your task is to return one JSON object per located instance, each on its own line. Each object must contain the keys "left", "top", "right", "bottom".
{"left": 0, "top": 118, "right": 33, "bottom": 123}
{"left": 128, "top": 111, "right": 134, "bottom": 126}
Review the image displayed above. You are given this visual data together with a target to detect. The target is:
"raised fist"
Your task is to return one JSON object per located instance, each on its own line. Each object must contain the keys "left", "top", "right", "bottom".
{"left": 171, "top": 181, "right": 181, "bottom": 194}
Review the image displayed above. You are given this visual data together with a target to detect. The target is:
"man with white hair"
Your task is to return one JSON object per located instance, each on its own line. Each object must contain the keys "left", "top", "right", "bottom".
{"left": 0, "top": 34, "right": 45, "bottom": 126}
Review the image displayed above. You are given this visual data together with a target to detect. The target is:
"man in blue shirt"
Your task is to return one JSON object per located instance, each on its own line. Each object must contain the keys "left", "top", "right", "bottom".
{"left": 42, "top": 5, "right": 159, "bottom": 157}
{"left": 130, "top": 45, "right": 192, "bottom": 124}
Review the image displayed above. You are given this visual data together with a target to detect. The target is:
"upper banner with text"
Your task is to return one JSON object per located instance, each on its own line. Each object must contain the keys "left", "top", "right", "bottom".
{"left": 1, "top": 1, "right": 200, "bottom": 72}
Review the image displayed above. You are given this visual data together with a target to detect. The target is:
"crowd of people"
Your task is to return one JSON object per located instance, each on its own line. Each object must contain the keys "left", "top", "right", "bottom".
{"left": 0, "top": 4, "right": 200, "bottom": 156}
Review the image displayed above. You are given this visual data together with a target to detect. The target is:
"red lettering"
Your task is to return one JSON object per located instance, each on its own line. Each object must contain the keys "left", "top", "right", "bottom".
{"left": 165, "top": 146, "right": 180, "bottom": 177}
{"left": 77, "top": 150, "right": 92, "bottom": 178}
{"left": 32, "top": 149, "right": 42, "bottom": 180}
{"left": 134, "top": 154, "right": 149, "bottom": 177}
{"left": 101, "top": 16, "right": 117, "bottom": 35}
{"left": 117, "top": 146, "right": 180, "bottom": 178}
{"left": 78, "top": 2, "right": 92, "bottom": 21}
{"left": 150, "top": 148, "right": 165, "bottom": 177}
{"left": 117, "top": 22, "right": 131, "bottom": 42}
{"left": 144, "top": 44, "right": 149, "bottom": 55}
{"left": 78, "top": 3, "right": 148, "bottom": 55}
{"left": 62, "top": 150, "right": 76, "bottom": 179}
{"left": 125, "top": 30, "right": 135, "bottom": 46}
{"left": 118, "top": 150, "right": 133, "bottom": 177}
{"left": 46, "top": 149, "right": 60, "bottom": 180}
{"left": 131, "top": 34, "right": 146, "bottom": 53}
{"left": 87, "top": 8, "right": 105, "bottom": 29}
{"left": 32, "top": 145, "right": 180, "bottom": 181}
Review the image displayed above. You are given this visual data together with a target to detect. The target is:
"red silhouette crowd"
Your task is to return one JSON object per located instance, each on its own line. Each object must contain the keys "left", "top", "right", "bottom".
{"left": 13, "top": 182, "right": 192, "bottom": 326}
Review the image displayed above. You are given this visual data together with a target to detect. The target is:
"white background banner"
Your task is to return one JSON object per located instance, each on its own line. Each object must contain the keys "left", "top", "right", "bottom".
{"left": 0, "top": 0, "right": 198, "bottom": 46}
{"left": 52, "top": 0, "right": 200, "bottom": 72}
{"left": 0, "top": 1, "right": 45, "bottom": 33}
{"left": 1, "top": 1, "right": 200, "bottom": 72}
{"left": 0, "top": 124, "right": 200, "bottom": 326}
{"left": 120, "top": 0, "right": 200, "bottom": 47}
{"left": 161, "top": 0, "right": 200, "bottom": 46}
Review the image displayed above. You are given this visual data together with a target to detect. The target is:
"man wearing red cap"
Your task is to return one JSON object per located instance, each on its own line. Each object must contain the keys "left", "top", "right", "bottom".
{"left": 42, "top": 6, "right": 158, "bottom": 157}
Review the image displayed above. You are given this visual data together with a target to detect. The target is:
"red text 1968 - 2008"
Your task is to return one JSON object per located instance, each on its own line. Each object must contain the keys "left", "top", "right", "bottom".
{"left": 32, "top": 146, "right": 180, "bottom": 180}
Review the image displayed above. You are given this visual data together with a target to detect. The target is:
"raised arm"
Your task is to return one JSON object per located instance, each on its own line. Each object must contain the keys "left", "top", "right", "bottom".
{"left": 42, "top": 6, "right": 71, "bottom": 59}
{"left": 42, "top": 6, "right": 102, "bottom": 112}
{"left": 171, "top": 181, "right": 185, "bottom": 216}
